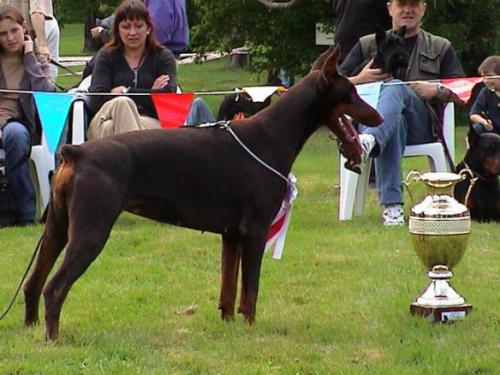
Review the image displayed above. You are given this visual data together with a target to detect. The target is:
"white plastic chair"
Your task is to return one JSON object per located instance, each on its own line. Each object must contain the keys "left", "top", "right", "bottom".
{"left": 338, "top": 102, "right": 455, "bottom": 220}
{"left": 0, "top": 131, "right": 54, "bottom": 216}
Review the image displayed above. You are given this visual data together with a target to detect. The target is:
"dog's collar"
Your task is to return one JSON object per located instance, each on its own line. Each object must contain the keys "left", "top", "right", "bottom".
{"left": 194, "top": 120, "right": 290, "bottom": 185}
{"left": 463, "top": 160, "right": 497, "bottom": 182}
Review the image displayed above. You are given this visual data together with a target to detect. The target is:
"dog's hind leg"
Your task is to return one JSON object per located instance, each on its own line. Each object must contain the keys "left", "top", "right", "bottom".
{"left": 237, "top": 232, "right": 266, "bottom": 324}
{"left": 218, "top": 234, "right": 241, "bottom": 321}
{"left": 42, "top": 195, "right": 122, "bottom": 340}
{"left": 23, "top": 203, "right": 68, "bottom": 326}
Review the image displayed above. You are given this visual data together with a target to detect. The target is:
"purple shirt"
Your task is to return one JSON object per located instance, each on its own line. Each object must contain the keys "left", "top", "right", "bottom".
{"left": 143, "top": 0, "right": 189, "bottom": 54}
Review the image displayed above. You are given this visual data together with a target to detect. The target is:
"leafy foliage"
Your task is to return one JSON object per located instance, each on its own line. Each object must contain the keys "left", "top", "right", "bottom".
{"left": 424, "top": 0, "right": 499, "bottom": 75}
{"left": 190, "top": 0, "right": 333, "bottom": 78}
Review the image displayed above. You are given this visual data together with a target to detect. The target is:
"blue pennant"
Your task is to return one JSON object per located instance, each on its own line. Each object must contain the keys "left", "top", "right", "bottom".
{"left": 355, "top": 81, "right": 383, "bottom": 110}
{"left": 32, "top": 92, "right": 75, "bottom": 153}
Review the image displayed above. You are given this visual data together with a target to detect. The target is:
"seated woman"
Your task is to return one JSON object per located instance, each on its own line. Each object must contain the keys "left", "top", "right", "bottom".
{"left": 87, "top": 0, "right": 177, "bottom": 139}
{"left": 0, "top": 4, "right": 55, "bottom": 227}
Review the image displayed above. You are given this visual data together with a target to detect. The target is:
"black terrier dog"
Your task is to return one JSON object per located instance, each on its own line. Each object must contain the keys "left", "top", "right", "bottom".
{"left": 454, "top": 132, "right": 500, "bottom": 222}
{"left": 354, "top": 26, "right": 409, "bottom": 79}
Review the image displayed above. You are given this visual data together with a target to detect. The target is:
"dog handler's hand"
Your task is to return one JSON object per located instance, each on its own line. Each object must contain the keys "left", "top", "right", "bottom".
{"left": 352, "top": 59, "right": 391, "bottom": 85}
{"left": 410, "top": 82, "right": 440, "bottom": 101}
{"left": 152, "top": 75, "right": 170, "bottom": 90}
{"left": 483, "top": 119, "right": 494, "bottom": 132}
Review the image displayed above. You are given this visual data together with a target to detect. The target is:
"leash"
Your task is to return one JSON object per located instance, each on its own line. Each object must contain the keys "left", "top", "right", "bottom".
{"left": 196, "top": 121, "right": 289, "bottom": 184}
{"left": 0, "top": 235, "right": 43, "bottom": 321}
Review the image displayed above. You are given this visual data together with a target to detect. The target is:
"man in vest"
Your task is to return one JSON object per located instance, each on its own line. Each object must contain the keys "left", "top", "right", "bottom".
{"left": 339, "top": 0, "right": 464, "bottom": 226}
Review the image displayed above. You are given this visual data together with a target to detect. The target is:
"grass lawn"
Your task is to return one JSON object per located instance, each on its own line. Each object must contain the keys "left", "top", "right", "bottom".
{"left": 0, "top": 24, "right": 498, "bottom": 375}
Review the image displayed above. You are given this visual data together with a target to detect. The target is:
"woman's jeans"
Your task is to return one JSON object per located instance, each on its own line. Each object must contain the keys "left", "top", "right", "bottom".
{"left": 359, "top": 80, "right": 434, "bottom": 206}
{"left": 1, "top": 121, "right": 35, "bottom": 222}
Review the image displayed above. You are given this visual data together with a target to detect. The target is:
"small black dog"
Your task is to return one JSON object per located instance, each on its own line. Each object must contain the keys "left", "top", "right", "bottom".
{"left": 354, "top": 26, "right": 409, "bottom": 79}
{"left": 454, "top": 132, "right": 500, "bottom": 222}
{"left": 217, "top": 92, "right": 271, "bottom": 121}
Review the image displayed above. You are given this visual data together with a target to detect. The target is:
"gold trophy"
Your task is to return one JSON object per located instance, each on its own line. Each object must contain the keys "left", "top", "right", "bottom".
{"left": 404, "top": 171, "right": 476, "bottom": 322}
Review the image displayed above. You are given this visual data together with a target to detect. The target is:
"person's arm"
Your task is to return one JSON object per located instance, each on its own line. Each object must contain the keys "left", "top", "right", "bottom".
{"left": 469, "top": 89, "right": 494, "bottom": 131}
{"left": 88, "top": 50, "right": 115, "bottom": 114}
{"left": 411, "top": 45, "right": 465, "bottom": 103}
{"left": 127, "top": 49, "right": 177, "bottom": 94}
{"left": 30, "top": 11, "right": 50, "bottom": 57}
{"left": 22, "top": 35, "right": 56, "bottom": 92}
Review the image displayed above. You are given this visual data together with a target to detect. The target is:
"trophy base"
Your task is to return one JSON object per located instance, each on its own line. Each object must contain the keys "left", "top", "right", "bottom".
{"left": 410, "top": 303, "right": 472, "bottom": 323}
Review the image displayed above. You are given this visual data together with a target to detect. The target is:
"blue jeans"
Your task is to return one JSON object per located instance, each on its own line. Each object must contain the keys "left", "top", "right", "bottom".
{"left": 1, "top": 121, "right": 35, "bottom": 222}
{"left": 360, "top": 80, "right": 434, "bottom": 206}
{"left": 185, "top": 98, "right": 215, "bottom": 126}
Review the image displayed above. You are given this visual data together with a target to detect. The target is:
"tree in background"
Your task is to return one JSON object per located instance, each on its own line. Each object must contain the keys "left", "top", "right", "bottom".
{"left": 190, "top": 0, "right": 332, "bottom": 80}
{"left": 424, "top": 0, "right": 499, "bottom": 75}
{"left": 55, "top": 0, "right": 119, "bottom": 51}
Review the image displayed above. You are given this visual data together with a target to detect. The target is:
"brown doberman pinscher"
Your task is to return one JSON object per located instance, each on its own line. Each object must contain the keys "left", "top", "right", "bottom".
{"left": 23, "top": 47, "right": 382, "bottom": 340}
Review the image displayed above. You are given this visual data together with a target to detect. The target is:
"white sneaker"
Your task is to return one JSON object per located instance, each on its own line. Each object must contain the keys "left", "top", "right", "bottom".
{"left": 382, "top": 204, "right": 405, "bottom": 226}
{"left": 358, "top": 133, "right": 376, "bottom": 164}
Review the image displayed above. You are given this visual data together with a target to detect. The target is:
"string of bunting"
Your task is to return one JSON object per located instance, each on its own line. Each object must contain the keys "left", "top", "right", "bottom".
{"left": 0, "top": 75, "right": 487, "bottom": 154}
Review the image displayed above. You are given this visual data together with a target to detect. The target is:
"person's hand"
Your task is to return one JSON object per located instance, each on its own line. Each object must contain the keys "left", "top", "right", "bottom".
{"left": 91, "top": 26, "right": 104, "bottom": 39}
{"left": 354, "top": 59, "right": 391, "bottom": 84}
{"left": 152, "top": 75, "right": 170, "bottom": 90}
{"left": 482, "top": 119, "right": 494, "bottom": 132}
{"left": 23, "top": 34, "right": 34, "bottom": 54}
{"left": 111, "top": 86, "right": 127, "bottom": 94}
{"left": 410, "top": 82, "right": 440, "bottom": 101}
{"left": 35, "top": 43, "right": 51, "bottom": 59}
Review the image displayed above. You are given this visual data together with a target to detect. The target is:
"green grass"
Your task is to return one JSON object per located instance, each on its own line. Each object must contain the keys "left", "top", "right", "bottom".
{"left": 1, "top": 129, "right": 498, "bottom": 374}
{"left": 0, "top": 25, "right": 498, "bottom": 375}
{"left": 58, "top": 23, "right": 87, "bottom": 56}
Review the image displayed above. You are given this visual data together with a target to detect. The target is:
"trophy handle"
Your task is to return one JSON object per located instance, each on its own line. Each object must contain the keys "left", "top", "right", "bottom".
{"left": 458, "top": 168, "right": 478, "bottom": 208}
{"left": 403, "top": 170, "right": 421, "bottom": 205}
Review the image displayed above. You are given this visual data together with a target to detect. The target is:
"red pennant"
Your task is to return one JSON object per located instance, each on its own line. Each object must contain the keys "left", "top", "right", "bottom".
{"left": 151, "top": 93, "right": 194, "bottom": 128}
{"left": 440, "top": 77, "right": 483, "bottom": 104}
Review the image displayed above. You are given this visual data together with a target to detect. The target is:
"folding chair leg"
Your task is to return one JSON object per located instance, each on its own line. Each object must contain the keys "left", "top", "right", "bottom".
{"left": 354, "top": 159, "right": 372, "bottom": 217}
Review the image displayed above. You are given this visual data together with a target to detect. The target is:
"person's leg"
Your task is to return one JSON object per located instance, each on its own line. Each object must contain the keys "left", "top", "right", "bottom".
{"left": 88, "top": 97, "right": 160, "bottom": 139}
{"left": 185, "top": 98, "right": 215, "bottom": 126}
{"left": 2, "top": 122, "right": 35, "bottom": 223}
{"left": 360, "top": 81, "right": 431, "bottom": 207}
{"left": 43, "top": 18, "right": 60, "bottom": 81}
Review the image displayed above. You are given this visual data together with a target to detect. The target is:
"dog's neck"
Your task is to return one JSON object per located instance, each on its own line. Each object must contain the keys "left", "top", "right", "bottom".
{"left": 462, "top": 158, "right": 497, "bottom": 182}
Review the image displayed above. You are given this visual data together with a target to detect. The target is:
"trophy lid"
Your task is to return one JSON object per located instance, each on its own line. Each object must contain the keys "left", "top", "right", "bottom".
{"left": 418, "top": 172, "right": 462, "bottom": 184}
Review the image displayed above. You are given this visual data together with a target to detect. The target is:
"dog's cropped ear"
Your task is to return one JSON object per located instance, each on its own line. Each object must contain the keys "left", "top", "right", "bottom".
{"left": 396, "top": 25, "right": 407, "bottom": 38}
{"left": 311, "top": 45, "right": 336, "bottom": 72}
{"left": 317, "top": 45, "right": 340, "bottom": 90}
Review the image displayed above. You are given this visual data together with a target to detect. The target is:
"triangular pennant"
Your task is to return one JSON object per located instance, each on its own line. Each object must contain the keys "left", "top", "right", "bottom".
{"left": 242, "top": 86, "right": 280, "bottom": 102}
{"left": 440, "top": 77, "right": 483, "bottom": 104}
{"left": 32, "top": 92, "right": 74, "bottom": 153}
{"left": 356, "top": 81, "right": 383, "bottom": 110}
{"left": 151, "top": 93, "right": 194, "bottom": 128}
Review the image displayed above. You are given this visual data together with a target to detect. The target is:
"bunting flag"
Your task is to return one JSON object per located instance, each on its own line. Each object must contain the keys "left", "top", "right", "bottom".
{"left": 355, "top": 81, "right": 383, "bottom": 109}
{"left": 242, "top": 86, "right": 281, "bottom": 102}
{"left": 32, "top": 92, "right": 75, "bottom": 153}
{"left": 265, "top": 174, "right": 298, "bottom": 260}
{"left": 440, "top": 77, "right": 483, "bottom": 103}
{"left": 151, "top": 93, "right": 194, "bottom": 128}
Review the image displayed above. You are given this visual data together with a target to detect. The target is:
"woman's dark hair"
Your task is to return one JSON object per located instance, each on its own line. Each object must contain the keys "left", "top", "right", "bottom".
{"left": 106, "top": 0, "right": 162, "bottom": 52}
